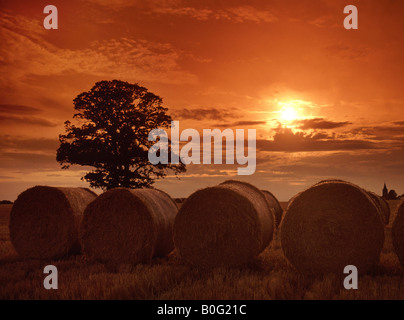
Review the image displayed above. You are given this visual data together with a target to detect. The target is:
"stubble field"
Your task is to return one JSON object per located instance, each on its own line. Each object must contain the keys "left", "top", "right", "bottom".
{"left": 0, "top": 201, "right": 403, "bottom": 300}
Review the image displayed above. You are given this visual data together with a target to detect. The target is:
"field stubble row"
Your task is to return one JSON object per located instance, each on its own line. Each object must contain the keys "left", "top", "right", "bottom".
{"left": 0, "top": 201, "right": 403, "bottom": 299}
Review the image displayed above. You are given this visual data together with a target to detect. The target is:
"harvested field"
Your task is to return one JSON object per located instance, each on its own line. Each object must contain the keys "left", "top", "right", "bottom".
{"left": 0, "top": 200, "right": 403, "bottom": 299}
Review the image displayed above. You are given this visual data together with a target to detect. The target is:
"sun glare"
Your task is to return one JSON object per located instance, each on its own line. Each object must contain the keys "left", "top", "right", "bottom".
{"left": 280, "top": 107, "right": 298, "bottom": 122}
{"left": 271, "top": 99, "right": 313, "bottom": 128}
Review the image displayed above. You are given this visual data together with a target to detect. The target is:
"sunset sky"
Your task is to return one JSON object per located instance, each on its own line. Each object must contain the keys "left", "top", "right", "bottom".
{"left": 1, "top": 0, "right": 404, "bottom": 201}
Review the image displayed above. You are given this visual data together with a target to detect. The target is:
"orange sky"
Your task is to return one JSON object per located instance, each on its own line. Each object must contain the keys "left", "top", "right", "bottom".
{"left": 1, "top": 0, "right": 404, "bottom": 201}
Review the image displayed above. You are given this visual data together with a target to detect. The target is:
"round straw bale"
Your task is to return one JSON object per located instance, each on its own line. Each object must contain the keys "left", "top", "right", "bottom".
{"left": 315, "top": 179, "right": 346, "bottom": 184}
{"left": 174, "top": 180, "right": 274, "bottom": 268}
{"left": 315, "top": 180, "right": 388, "bottom": 225}
{"left": 261, "top": 190, "right": 283, "bottom": 228}
{"left": 80, "top": 187, "right": 177, "bottom": 264}
{"left": 392, "top": 201, "right": 404, "bottom": 267}
{"left": 281, "top": 180, "right": 385, "bottom": 274}
{"left": 367, "top": 192, "right": 390, "bottom": 225}
{"left": 9, "top": 186, "right": 97, "bottom": 260}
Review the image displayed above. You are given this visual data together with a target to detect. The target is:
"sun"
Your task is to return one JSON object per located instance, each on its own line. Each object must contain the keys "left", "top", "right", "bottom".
{"left": 280, "top": 107, "right": 298, "bottom": 122}
{"left": 272, "top": 99, "right": 311, "bottom": 127}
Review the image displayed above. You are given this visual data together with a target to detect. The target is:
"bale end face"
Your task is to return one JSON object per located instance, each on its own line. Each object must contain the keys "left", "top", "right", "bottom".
{"left": 174, "top": 181, "right": 274, "bottom": 268}
{"left": 392, "top": 201, "right": 404, "bottom": 268}
{"left": 80, "top": 187, "right": 177, "bottom": 265}
{"left": 9, "top": 186, "right": 96, "bottom": 260}
{"left": 281, "top": 181, "right": 385, "bottom": 274}
{"left": 366, "top": 191, "right": 390, "bottom": 225}
{"left": 261, "top": 190, "right": 283, "bottom": 228}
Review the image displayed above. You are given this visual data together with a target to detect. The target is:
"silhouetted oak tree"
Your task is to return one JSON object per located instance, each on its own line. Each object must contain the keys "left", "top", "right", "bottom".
{"left": 57, "top": 80, "right": 185, "bottom": 190}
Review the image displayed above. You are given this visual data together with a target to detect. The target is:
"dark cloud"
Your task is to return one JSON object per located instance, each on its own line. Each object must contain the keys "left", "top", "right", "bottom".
{"left": 172, "top": 107, "right": 237, "bottom": 121}
{"left": 294, "top": 118, "right": 351, "bottom": 130}
{"left": 0, "top": 136, "right": 92, "bottom": 173}
{"left": 257, "top": 128, "right": 377, "bottom": 152}
{"left": 393, "top": 121, "right": 404, "bottom": 126}
{"left": 0, "top": 104, "right": 58, "bottom": 127}
{"left": 310, "top": 132, "right": 331, "bottom": 140}
{"left": 271, "top": 147, "right": 404, "bottom": 182}
{"left": 0, "top": 136, "right": 59, "bottom": 152}
{"left": 0, "top": 104, "right": 41, "bottom": 115}
{"left": 213, "top": 120, "right": 267, "bottom": 127}
{"left": 0, "top": 152, "right": 57, "bottom": 170}
{"left": 0, "top": 115, "right": 58, "bottom": 127}
{"left": 351, "top": 125, "right": 404, "bottom": 141}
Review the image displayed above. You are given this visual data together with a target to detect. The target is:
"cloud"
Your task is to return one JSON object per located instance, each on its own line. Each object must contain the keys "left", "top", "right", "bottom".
{"left": 172, "top": 107, "right": 237, "bottom": 121}
{"left": 226, "top": 6, "right": 278, "bottom": 23}
{"left": 0, "top": 136, "right": 87, "bottom": 173}
{"left": 0, "top": 104, "right": 58, "bottom": 127}
{"left": 0, "top": 12, "right": 197, "bottom": 85}
{"left": 153, "top": 5, "right": 278, "bottom": 23}
{"left": 294, "top": 118, "right": 351, "bottom": 130}
{"left": 325, "top": 44, "right": 370, "bottom": 61}
{"left": 257, "top": 127, "right": 378, "bottom": 152}
{"left": 310, "top": 132, "right": 331, "bottom": 140}
{"left": 82, "top": 0, "right": 180, "bottom": 10}
{"left": 0, "top": 115, "right": 58, "bottom": 127}
{"left": 82, "top": 0, "right": 139, "bottom": 9}
{"left": 309, "top": 15, "right": 334, "bottom": 28}
{"left": 0, "top": 152, "right": 57, "bottom": 170}
{"left": 0, "top": 11, "right": 46, "bottom": 40}
{"left": 83, "top": 1, "right": 278, "bottom": 23}
{"left": 154, "top": 7, "right": 214, "bottom": 20}
{"left": 270, "top": 147, "right": 404, "bottom": 182}
{"left": 0, "top": 136, "right": 59, "bottom": 153}
{"left": 214, "top": 120, "right": 267, "bottom": 127}
{"left": 0, "top": 104, "right": 41, "bottom": 115}
{"left": 351, "top": 124, "right": 404, "bottom": 141}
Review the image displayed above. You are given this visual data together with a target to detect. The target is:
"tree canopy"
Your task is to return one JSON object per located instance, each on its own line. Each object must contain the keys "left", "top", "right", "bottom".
{"left": 57, "top": 80, "right": 185, "bottom": 190}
